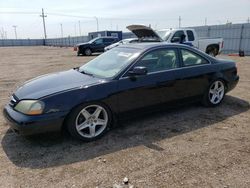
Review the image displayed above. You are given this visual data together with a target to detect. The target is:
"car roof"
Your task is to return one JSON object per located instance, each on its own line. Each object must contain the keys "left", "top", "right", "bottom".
{"left": 116, "top": 42, "right": 213, "bottom": 60}
{"left": 99, "top": 36, "right": 118, "bottom": 38}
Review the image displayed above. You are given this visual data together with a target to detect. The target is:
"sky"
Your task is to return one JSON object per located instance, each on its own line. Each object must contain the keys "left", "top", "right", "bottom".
{"left": 0, "top": 0, "right": 250, "bottom": 39}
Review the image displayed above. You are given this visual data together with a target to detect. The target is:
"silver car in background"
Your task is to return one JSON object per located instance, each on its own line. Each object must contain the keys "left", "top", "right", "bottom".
{"left": 104, "top": 38, "right": 138, "bottom": 51}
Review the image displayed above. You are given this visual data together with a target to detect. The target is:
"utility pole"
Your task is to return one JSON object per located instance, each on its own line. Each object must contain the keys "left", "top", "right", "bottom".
{"left": 94, "top": 16, "right": 99, "bottom": 31}
{"left": 74, "top": 24, "right": 77, "bottom": 36}
{"left": 110, "top": 19, "right": 113, "bottom": 30}
{"left": 40, "top": 8, "right": 47, "bottom": 39}
{"left": 178, "top": 16, "right": 181, "bottom": 28}
{"left": 78, "top": 21, "right": 81, "bottom": 36}
{"left": 205, "top": 18, "right": 207, "bottom": 26}
{"left": 0, "top": 27, "right": 4, "bottom": 39}
{"left": 12, "top": 25, "right": 17, "bottom": 39}
{"left": 60, "top": 23, "right": 63, "bottom": 38}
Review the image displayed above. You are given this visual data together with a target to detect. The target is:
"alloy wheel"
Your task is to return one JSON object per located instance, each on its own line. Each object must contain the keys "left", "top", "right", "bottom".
{"left": 208, "top": 80, "right": 225, "bottom": 104}
{"left": 75, "top": 105, "right": 108, "bottom": 138}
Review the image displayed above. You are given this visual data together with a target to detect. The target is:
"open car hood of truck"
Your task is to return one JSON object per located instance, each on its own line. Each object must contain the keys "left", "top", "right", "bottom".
{"left": 126, "top": 25, "right": 163, "bottom": 42}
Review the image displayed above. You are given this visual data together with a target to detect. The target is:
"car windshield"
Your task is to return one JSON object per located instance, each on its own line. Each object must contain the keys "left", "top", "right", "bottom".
{"left": 79, "top": 47, "right": 140, "bottom": 78}
{"left": 88, "top": 37, "right": 99, "bottom": 43}
{"left": 156, "top": 30, "right": 171, "bottom": 41}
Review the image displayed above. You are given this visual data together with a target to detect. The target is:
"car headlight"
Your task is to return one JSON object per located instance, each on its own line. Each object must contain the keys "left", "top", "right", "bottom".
{"left": 14, "top": 100, "right": 45, "bottom": 115}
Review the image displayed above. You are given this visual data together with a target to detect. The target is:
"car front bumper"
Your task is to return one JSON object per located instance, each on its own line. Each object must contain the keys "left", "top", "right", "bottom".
{"left": 3, "top": 105, "right": 68, "bottom": 135}
{"left": 227, "top": 75, "right": 239, "bottom": 93}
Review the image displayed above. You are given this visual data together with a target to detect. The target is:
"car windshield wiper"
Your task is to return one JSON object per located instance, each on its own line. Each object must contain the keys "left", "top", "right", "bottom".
{"left": 73, "top": 67, "right": 80, "bottom": 70}
{"left": 80, "top": 70, "right": 94, "bottom": 76}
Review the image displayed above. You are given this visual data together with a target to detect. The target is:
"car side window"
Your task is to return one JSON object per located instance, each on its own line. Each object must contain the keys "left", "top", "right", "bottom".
{"left": 95, "top": 38, "right": 103, "bottom": 45}
{"left": 187, "top": 30, "right": 194, "bottom": 41}
{"left": 135, "top": 49, "right": 179, "bottom": 73}
{"left": 181, "top": 49, "right": 209, "bottom": 66}
{"left": 104, "top": 38, "right": 114, "bottom": 43}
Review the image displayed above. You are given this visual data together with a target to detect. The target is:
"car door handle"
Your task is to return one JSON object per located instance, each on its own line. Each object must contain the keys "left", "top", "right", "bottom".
{"left": 156, "top": 81, "right": 175, "bottom": 87}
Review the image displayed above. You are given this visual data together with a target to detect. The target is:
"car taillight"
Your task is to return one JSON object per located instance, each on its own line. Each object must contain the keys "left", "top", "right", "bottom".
{"left": 221, "top": 41, "right": 224, "bottom": 49}
{"left": 234, "top": 63, "right": 238, "bottom": 75}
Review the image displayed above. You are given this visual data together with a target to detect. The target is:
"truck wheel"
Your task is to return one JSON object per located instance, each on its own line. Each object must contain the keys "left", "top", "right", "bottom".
{"left": 207, "top": 47, "right": 217, "bottom": 57}
{"left": 84, "top": 48, "right": 92, "bottom": 56}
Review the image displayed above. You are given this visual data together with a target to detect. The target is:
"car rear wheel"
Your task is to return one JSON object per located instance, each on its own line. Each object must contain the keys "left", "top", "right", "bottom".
{"left": 66, "top": 103, "right": 111, "bottom": 141}
{"left": 206, "top": 47, "right": 218, "bottom": 57}
{"left": 202, "top": 80, "right": 225, "bottom": 107}
{"left": 84, "top": 48, "right": 92, "bottom": 56}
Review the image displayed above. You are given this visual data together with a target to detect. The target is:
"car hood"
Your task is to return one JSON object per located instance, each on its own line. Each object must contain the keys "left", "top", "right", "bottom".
{"left": 76, "top": 42, "right": 89, "bottom": 46}
{"left": 14, "top": 69, "right": 102, "bottom": 100}
{"left": 126, "top": 25, "right": 163, "bottom": 42}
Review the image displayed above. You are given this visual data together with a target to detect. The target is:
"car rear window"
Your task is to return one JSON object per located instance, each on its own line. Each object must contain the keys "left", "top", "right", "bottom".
{"left": 181, "top": 49, "right": 209, "bottom": 66}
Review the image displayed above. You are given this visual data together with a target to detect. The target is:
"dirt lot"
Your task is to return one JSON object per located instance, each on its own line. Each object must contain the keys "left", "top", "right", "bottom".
{"left": 0, "top": 46, "right": 250, "bottom": 188}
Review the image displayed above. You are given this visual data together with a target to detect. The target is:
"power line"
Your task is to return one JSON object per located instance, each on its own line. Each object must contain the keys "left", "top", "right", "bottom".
{"left": 40, "top": 8, "right": 47, "bottom": 39}
{"left": 0, "top": 11, "right": 40, "bottom": 15}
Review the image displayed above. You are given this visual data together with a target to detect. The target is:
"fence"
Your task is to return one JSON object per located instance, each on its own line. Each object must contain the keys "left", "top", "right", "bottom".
{"left": 0, "top": 39, "right": 44, "bottom": 46}
{"left": 191, "top": 23, "right": 250, "bottom": 55}
{"left": 45, "top": 36, "right": 89, "bottom": 47}
{"left": 0, "top": 23, "right": 250, "bottom": 55}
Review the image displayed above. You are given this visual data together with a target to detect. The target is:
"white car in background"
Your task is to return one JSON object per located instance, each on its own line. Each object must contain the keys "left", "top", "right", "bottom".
{"left": 104, "top": 38, "right": 138, "bottom": 51}
{"left": 127, "top": 25, "right": 224, "bottom": 56}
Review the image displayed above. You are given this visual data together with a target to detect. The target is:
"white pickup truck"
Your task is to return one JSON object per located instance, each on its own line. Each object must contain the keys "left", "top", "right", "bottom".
{"left": 127, "top": 25, "right": 224, "bottom": 56}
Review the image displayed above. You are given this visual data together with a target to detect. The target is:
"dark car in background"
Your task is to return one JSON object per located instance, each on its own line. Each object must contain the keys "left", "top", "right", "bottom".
{"left": 74, "top": 36, "right": 119, "bottom": 56}
{"left": 3, "top": 43, "right": 239, "bottom": 141}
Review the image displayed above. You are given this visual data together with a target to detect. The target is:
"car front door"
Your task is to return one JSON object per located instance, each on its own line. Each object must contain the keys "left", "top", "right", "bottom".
{"left": 92, "top": 38, "right": 105, "bottom": 52}
{"left": 117, "top": 48, "right": 180, "bottom": 114}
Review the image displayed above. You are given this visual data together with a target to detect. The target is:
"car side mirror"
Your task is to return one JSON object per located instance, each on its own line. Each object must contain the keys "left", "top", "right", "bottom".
{"left": 128, "top": 66, "right": 147, "bottom": 76}
{"left": 171, "top": 37, "right": 181, "bottom": 43}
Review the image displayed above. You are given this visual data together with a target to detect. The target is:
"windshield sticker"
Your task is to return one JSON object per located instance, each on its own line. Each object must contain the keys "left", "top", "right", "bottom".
{"left": 118, "top": 52, "right": 132, "bottom": 57}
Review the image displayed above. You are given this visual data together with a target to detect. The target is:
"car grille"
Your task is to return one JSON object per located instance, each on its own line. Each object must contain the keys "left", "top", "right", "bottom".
{"left": 9, "top": 95, "right": 19, "bottom": 108}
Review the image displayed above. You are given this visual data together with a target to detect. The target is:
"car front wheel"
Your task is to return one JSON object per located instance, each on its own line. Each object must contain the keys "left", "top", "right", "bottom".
{"left": 202, "top": 80, "right": 225, "bottom": 107}
{"left": 66, "top": 103, "right": 111, "bottom": 141}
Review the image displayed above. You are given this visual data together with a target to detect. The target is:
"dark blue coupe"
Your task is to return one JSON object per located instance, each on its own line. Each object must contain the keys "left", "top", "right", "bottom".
{"left": 3, "top": 43, "right": 239, "bottom": 141}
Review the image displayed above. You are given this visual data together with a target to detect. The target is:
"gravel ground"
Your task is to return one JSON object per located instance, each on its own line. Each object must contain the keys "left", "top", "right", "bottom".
{"left": 0, "top": 46, "right": 249, "bottom": 188}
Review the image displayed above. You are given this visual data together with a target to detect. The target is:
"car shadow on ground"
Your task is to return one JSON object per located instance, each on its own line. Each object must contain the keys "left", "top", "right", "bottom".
{"left": 1, "top": 95, "right": 249, "bottom": 169}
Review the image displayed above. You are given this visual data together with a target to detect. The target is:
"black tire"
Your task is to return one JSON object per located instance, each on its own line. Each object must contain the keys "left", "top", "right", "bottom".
{"left": 65, "top": 102, "right": 112, "bottom": 141}
{"left": 202, "top": 79, "right": 226, "bottom": 107}
{"left": 84, "top": 48, "right": 92, "bottom": 56}
{"left": 206, "top": 47, "right": 217, "bottom": 57}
